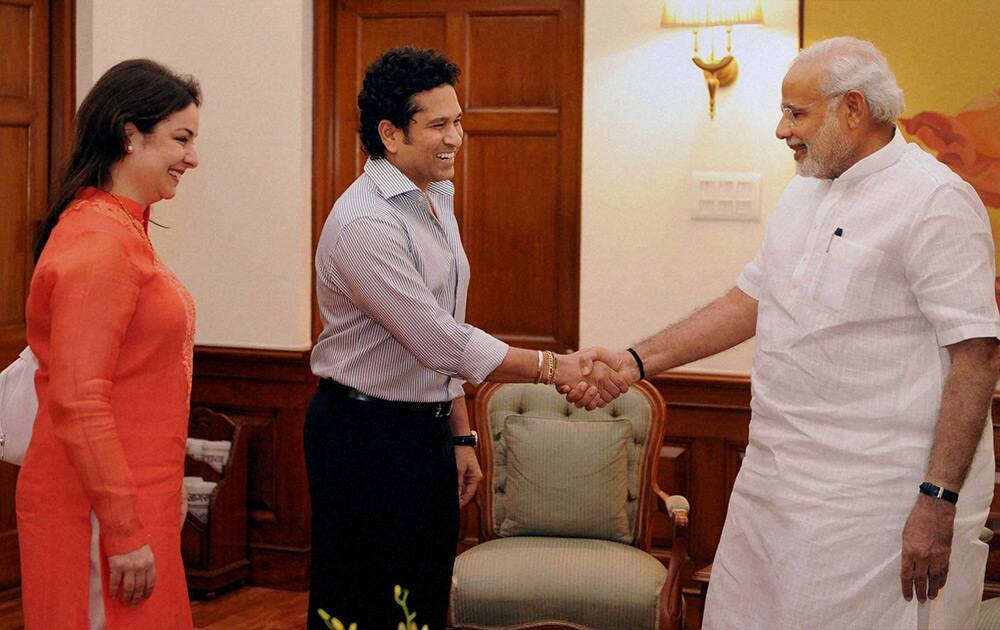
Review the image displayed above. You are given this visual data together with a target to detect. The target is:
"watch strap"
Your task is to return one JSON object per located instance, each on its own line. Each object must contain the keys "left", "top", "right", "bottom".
{"left": 453, "top": 430, "right": 478, "bottom": 448}
{"left": 919, "top": 481, "right": 958, "bottom": 505}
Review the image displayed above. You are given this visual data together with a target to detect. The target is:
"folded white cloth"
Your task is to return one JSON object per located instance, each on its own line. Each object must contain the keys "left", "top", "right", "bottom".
{"left": 0, "top": 346, "right": 40, "bottom": 465}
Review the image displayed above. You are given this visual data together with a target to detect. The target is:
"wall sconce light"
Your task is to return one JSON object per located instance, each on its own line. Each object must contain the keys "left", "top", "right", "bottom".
{"left": 661, "top": 0, "right": 763, "bottom": 119}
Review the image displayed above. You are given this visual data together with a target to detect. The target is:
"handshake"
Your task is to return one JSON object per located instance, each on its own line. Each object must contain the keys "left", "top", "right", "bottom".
{"left": 550, "top": 347, "right": 643, "bottom": 411}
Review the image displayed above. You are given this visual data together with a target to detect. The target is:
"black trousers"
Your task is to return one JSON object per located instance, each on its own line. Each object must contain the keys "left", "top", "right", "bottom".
{"left": 304, "top": 381, "right": 460, "bottom": 630}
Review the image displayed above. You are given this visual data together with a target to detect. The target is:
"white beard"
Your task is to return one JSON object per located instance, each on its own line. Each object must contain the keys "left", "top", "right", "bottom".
{"left": 794, "top": 114, "right": 854, "bottom": 179}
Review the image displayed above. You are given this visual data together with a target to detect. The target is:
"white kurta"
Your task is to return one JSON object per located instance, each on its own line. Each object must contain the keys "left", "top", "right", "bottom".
{"left": 704, "top": 131, "right": 1000, "bottom": 630}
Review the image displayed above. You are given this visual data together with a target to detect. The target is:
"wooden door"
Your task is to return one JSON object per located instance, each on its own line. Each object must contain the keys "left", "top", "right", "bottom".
{"left": 0, "top": 0, "right": 74, "bottom": 597}
{"left": 0, "top": 0, "right": 50, "bottom": 595}
{"left": 316, "top": 0, "right": 582, "bottom": 351}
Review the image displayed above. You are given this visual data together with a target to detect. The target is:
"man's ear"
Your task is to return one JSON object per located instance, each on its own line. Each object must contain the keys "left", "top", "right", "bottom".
{"left": 378, "top": 120, "right": 402, "bottom": 155}
{"left": 843, "top": 90, "right": 868, "bottom": 129}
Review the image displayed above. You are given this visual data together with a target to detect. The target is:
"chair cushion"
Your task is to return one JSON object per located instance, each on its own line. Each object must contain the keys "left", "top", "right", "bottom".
{"left": 497, "top": 415, "right": 632, "bottom": 543}
{"left": 486, "top": 383, "right": 655, "bottom": 544}
{"left": 979, "top": 597, "right": 1000, "bottom": 629}
{"left": 451, "top": 537, "right": 667, "bottom": 630}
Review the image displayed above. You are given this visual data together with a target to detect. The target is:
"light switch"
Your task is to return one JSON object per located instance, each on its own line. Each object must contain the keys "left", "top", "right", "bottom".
{"left": 691, "top": 171, "right": 761, "bottom": 221}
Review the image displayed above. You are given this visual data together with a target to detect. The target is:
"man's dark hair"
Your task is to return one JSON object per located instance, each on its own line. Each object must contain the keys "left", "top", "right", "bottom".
{"left": 357, "top": 47, "right": 460, "bottom": 159}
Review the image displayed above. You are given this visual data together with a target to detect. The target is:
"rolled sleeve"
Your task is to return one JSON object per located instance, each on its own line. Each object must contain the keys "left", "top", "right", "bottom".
{"left": 460, "top": 328, "right": 509, "bottom": 385}
{"left": 737, "top": 246, "right": 765, "bottom": 301}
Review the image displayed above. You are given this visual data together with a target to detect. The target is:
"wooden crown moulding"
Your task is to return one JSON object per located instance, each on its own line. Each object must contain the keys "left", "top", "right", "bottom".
{"left": 193, "top": 346, "right": 313, "bottom": 381}
{"left": 650, "top": 371, "right": 751, "bottom": 410}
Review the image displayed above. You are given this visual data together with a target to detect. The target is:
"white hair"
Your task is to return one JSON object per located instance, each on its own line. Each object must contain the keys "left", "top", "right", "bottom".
{"left": 794, "top": 36, "right": 905, "bottom": 125}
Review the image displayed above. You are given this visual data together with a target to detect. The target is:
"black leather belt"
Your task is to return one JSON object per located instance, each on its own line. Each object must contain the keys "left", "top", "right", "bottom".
{"left": 319, "top": 379, "right": 453, "bottom": 418}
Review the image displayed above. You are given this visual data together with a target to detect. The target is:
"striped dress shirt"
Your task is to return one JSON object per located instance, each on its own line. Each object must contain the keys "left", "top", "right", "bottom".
{"left": 311, "top": 158, "right": 509, "bottom": 403}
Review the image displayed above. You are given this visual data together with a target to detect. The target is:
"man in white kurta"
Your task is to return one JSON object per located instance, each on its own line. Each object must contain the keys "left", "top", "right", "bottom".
{"left": 705, "top": 121, "right": 998, "bottom": 630}
{"left": 576, "top": 37, "right": 1000, "bottom": 629}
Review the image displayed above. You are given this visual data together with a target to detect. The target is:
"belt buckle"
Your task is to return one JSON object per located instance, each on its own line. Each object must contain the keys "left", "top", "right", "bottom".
{"left": 434, "top": 402, "right": 448, "bottom": 418}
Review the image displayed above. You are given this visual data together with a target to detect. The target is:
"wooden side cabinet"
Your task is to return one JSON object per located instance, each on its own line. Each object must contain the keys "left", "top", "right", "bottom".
{"left": 182, "top": 408, "right": 249, "bottom": 597}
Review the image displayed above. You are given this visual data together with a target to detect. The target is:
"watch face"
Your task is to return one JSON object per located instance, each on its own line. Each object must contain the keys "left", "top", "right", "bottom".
{"left": 454, "top": 431, "right": 477, "bottom": 447}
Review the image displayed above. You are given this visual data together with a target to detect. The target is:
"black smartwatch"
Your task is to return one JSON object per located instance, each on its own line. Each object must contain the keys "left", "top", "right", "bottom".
{"left": 453, "top": 430, "right": 478, "bottom": 448}
{"left": 919, "top": 481, "right": 958, "bottom": 505}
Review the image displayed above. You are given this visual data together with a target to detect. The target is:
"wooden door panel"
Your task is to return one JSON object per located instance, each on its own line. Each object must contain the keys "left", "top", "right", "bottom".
{"left": 0, "top": 127, "right": 30, "bottom": 333}
{"left": 466, "top": 15, "right": 560, "bottom": 109}
{"left": 461, "top": 134, "right": 559, "bottom": 342}
{"left": 0, "top": 0, "right": 47, "bottom": 367}
{"left": 359, "top": 17, "right": 447, "bottom": 63}
{"left": 0, "top": 4, "right": 31, "bottom": 97}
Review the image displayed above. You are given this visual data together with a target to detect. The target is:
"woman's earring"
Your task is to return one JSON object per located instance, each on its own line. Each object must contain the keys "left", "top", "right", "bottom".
{"left": 127, "top": 144, "right": 133, "bottom": 153}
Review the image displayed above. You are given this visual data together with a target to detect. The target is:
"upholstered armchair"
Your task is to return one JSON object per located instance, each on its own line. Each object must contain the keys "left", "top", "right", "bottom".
{"left": 450, "top": 381, "right": 690, "bottom": 630}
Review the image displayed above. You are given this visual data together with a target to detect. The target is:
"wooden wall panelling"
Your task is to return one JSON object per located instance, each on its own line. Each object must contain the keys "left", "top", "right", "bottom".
{"left": 652, "top": 374, "right": 750, "bottom": 569}
{"left": 190, "top": 347, "right": 317, "bottom": 590}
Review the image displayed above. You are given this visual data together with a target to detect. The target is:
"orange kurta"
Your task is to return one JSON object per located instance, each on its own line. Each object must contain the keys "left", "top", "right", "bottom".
{"left": 17, "top": 187, "right": 195, "bottom": 629}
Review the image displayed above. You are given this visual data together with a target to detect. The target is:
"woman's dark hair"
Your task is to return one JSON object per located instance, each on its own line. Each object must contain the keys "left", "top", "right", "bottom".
{"left": 34, "top": 59, "right": 201, "bottom": 261}
{"left": 357, "top": 47, "right": 460, "bottom": 159}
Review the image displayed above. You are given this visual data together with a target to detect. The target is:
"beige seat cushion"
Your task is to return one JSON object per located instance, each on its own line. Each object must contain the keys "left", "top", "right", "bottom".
{"left": 497, "top": 416, "right": 632, "bottom": 543}
{"left": 979, "top": 598, "right": 1000, "bottom": 629}
{"left": 452, "top": 537, "right": 666, "bottom": 630}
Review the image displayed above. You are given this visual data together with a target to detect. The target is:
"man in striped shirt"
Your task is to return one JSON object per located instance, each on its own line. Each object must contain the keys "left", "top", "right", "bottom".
{"left": 305, "top": 47, "right": 625, "bottom": 630}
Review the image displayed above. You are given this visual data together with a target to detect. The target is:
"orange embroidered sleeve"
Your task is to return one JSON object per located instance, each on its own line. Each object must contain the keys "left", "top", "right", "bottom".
{"left": 45, "top": 227, "right": 150, "bottom": 556}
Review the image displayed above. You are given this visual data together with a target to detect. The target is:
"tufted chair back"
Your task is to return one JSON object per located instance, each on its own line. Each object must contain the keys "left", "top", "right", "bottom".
{"left": 452, "top": 381, "right": 687, "bottom": 630}
{"left": 473, "top": 381, "right": 665, "bottom": 549}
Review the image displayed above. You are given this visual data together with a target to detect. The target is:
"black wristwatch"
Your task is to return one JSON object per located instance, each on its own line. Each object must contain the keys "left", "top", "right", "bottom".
{"left": 453, "top": 430, "right": 478, "bottom": 448}
{"left": 919, "top": 481, "right": 959, "bottom": 505}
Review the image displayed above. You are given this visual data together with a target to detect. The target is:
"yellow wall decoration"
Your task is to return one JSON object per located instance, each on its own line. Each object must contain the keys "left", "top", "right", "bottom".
{"left": 803, "top": 0, "right": 1000, "bottom": 271}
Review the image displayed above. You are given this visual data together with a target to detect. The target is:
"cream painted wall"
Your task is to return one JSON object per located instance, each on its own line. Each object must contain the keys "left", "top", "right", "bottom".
{"left": 580, "top": 0, "right": 799, "bottom": 374}
{"left": 76, "top": 0, "right": 314, "bottom": 350}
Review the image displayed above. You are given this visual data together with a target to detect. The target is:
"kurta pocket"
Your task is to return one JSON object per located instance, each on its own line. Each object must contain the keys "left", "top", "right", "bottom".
{"left": 809, "top": 237, "right": 885, "bottom": 317}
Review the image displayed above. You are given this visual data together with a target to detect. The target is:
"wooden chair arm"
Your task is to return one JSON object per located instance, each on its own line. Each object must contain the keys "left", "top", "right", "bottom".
{"left": 656, "top": 490, "right": 690, "bottom": 528}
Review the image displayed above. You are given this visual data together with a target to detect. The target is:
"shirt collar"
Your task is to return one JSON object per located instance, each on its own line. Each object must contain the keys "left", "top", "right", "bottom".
{"left": 364, "top": 158, "right": 455, "bottom": 199}
{"left": 835, "top": 126, "right": 907, "bottom": 183}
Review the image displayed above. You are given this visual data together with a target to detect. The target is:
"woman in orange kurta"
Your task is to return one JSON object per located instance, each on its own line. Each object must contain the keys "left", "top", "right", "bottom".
{"left": 16, "top": 59, "right": 201, "bottom": 629}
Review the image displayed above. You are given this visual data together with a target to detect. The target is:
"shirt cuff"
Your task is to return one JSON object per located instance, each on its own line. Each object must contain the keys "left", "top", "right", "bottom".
{"left": 460, "top": 328, "right": 509, "bottom": 385}
{"left": 100, "top": 516, "right": 150, "bottom": 556}
{"left": 936, "top": 321, "right": 1000, "bottom": 347}
{"left": 736, "top": 272, "right": 761, "bottom": 301}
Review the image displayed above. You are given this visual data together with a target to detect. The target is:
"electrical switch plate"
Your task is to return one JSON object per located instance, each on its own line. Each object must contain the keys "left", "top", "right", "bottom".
{"left": 691, "top": 171, "right": 761, "bottom": 221}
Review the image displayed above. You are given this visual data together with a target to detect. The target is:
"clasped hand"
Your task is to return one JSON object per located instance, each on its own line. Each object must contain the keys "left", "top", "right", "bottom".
{"left": 552, "top": 347, "right": 640, "bottom": 410}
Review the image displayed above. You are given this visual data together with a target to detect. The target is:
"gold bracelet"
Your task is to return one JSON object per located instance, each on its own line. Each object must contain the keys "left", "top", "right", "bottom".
{"left": 535, "top": 350, "right": 544, "bottom": 384}
{"left": 543, "top": 350, "right": 556, "bottom": 385}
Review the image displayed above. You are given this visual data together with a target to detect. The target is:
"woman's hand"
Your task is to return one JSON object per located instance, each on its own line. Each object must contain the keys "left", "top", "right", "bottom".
{"left": 108, "top": 544, "right": 156, "bottom": 606}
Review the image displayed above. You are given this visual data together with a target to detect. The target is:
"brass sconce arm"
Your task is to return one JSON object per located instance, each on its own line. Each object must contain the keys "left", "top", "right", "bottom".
{"left": 692, "top": 54, "right": 738, "bottom": 120}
